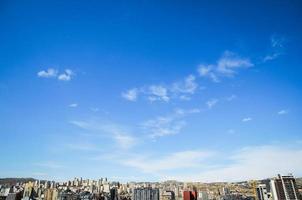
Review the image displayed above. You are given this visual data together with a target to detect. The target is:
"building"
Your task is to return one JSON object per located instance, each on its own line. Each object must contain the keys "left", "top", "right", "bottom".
{"left": 110, "top": 188, "right": 118, "bottom": 200}
{"left": 270, "top": 174, "right": 301, "bottom": 200}
{"left": 256, "top": 184, "right": 269, "bottom": 200}
{"left": 183, "top": 191, "right": 197, "bottom": 200}
{"left": 162, "top": 191, "right": 175, "bottom": 200}
{"left": 133, "top": 188, "right": 159, "bottom": 200}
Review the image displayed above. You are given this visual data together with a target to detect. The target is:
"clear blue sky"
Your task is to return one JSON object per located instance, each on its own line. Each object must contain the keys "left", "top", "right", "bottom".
{"left": 0, "top": 0, "right": 302, "bottom": 182}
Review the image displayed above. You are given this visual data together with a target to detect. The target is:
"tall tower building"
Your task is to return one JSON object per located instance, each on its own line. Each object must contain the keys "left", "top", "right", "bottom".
{"left": 270, "top": 174, "right": 301, "bottom": 200}
{"left": 256, "top": 184, "right": 269, "bottom": 200}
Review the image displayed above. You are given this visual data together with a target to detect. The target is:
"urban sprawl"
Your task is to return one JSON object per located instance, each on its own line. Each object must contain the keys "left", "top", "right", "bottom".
{"left": 0, "top": 174, "right": 301, "bottom": 200}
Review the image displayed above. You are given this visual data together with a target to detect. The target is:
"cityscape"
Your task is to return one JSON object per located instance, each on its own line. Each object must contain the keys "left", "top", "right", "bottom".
{"left": 1, "top": 1, "right": 302, "bottom": 200}
{"left": 0, "top": 174, "right": 301, "bottom": 200}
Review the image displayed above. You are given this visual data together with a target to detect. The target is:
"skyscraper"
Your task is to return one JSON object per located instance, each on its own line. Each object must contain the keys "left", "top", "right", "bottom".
{"left": 256, "top": 184, "right": 269, "bottom": 200}
{"left": 270, "top": 174, "right": 301, "bottom": 200}
{"left": 133, "top": 188, "right": 159, "bottom": 200}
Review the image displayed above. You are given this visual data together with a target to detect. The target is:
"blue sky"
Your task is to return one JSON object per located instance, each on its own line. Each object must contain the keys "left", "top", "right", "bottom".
{"left": 0, "top": 0, "right": 302, "bottom": 182}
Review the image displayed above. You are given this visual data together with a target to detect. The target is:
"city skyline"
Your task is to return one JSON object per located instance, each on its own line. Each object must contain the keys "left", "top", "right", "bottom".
{"left": 0, "top": 1, "right": 302, "bottom": 182}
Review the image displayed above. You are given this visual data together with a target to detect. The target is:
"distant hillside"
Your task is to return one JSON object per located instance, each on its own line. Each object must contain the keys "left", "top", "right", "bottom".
{"left": 0, "top": 178, "right": 36, "bottom": 186}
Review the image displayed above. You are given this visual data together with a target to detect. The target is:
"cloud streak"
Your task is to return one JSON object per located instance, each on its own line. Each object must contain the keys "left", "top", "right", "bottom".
{"left": 198, "top": 51, "right": 253, "bottom": 82}
{"left": 141, "top": 108, "right": 200, "bottom": 139}
{"left": 70, "top": 120, "right": 137, "bottom": 149}
{"left": 37, "top": 68, "right": 75, "bottom": 81}
{"left": 122, "top": 75, "right": 199, "bottom": 102}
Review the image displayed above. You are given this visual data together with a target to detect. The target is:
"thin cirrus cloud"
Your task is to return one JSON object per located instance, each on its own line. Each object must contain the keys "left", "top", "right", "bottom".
{"left": 120, "top": 150, "right": 213, "bottom": 173}
{"left": 37, "top": 68, "right": 75, "bottom": 81}
{"left": 278, "top": 109, "right": 289, "bottom": 115}
{"left": 122, "top": 51, "right": 253, "bottom": 103}
{"left": 68, "top": 103, "right": 78, "bottom": 108}
{"left": 161, "top": 145, "right": 302, "bottom": 182}
{"left": 34, "top": 161, "right": 64, "bottom": 169}
{"left": 122, "top": 88, "right": 138, "bottom": 101}
{"left": 263, "top": 35, "right": 286, "bottom": 62}
{"left": 198, "top": 51, "right": 253, "bottom": 82}
{"left": 141, "top": 108, "right": 200, "bottom": 138}
{"left": 206, "top": 99, "right": 218, "bottom": 109}
{"left": 122, "top": 75, "right": 199, "bottom": 103}
{"left": 70, "top": 120, "right": 137, "bottom": 149}
{"left": 242, "top": 117, "right": 252, "bottom": 122}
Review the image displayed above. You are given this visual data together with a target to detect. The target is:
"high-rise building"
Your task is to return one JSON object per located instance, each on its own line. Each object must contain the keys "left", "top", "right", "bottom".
{"left": 270, "top": 174, "right": 301, "bottom": 200}
{"left": 133, "top": 188, "right": 159, "bottom": 200}
{"left": 256, "top": 184, "right": 269, "bottom": 200}
{"left": 110, "top": 188, "right": 119, "bottom": 200}
{"left": 183, "top": 191, "right": 197, "bottom": 200}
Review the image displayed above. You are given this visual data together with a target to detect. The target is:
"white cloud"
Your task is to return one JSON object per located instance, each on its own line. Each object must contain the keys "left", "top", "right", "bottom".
{"left": 70, "top": 120, "right": 137, "bottom": 149}
{"left": 143, "top": 117, "right": 186, "bottom": 138}
{"left": 278, "top": 109, "right": 289, "bottom": 115}
{"left": 271, "top": 35, "right": 285, "bottom": 48}
{"left": 68, "top": 103, "right": 78, "bottom": 108}
{"left": 122, "top": 88, "right": 138, "bottom": 101}
{"left": 148, "top": 85, "right": 169, "bottom": 102}
{"left": 226, "top": 94, "right": 237, "bottom": 101}
{"left": 58, "top": 69, "right": 74, "bottom": 81}
{"left": 198, "top": 51, "right": 253, "bottom": 82}
{"left": 37, "top": 68, "right": 75, "bottom": 81}
{"left": 263, "top": 35, "right": 286, "bottom": 62}
{"left": 217, "top": 51, "right": 253, "bottom": 76}
{"left": 171, "top": 75, "right": 198, "bottom": 94}
{"left": 263, "top": 53, "right": 280, "bottom": 62}
{"left": 122, "top": 75, "right": 199, "bottom": 103}
{"left": 242, "top": 117, "right": 252, "bottom": 122}
{"left": 188, "top": 145, "right": 302, "bottom": 182}
{"left": 37, "top": 68, "right": 58, "bottom": 78}
{"left": 206, "top": 99, "right": 218, "bottom": 109}
{"left": 142, "top": 108, "right": 200, "bottom": 138}
{"left": 198, "top": 65, "right": 219, "bottom": 83}
{"left": 114, "top": 134, "right": 137, "bottom": 150}
{"left": 121, "top": 150, "right": 213, "bottom": 173}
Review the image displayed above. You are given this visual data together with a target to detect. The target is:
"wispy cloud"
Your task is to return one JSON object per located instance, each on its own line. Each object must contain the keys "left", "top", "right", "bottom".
{"left": 206, "top": 99, "right": 218, "bottom": 109}
{"left": 198, "top": 51, "right": 253, "bottom": 82}
{"left": 227, "top": 129, "right": 236, "bottom": 134}
{"left": 217, "top": 51, "right": 253, "bottom": 76}
{"left": 121, "top": 150, "right": 213, "bottom": 173}
{"left": 122, "top": 88, "right": 138, "bottom": 101}
{"left": 242, "top": 117, "right": 252, "bottom": 122}
{"left": 182, "top": 145, "right": 302, "bottom": 182}
{"left": 148, "top": 85, "right": 170, "bottom": 102}
{"left": 34, "top": 161, "right": 64, "bottom": 169}
{"left": 278, "top": 109, "right": 289, "bottom": 115}
{"left": 37, "top": 68, "right": 58, "bottom": 78}
{"left": 226, "top": 94, "right": 237, "bottom": 101}
{"left": 32, "top": 172, "right": 47, "bottom": 176}
{"left": 68, "top": 103, "right": 78, "bottom": 108}
{"left": 171, "top": 75, "right": 198, "bottom": 95}
{"left": 142, "top": 108, "right": 200, "bottom": 138}
{"left": 263, "top": 35, "right": 286, "bottom": 62}
{"left": 37, "top": 68, "right": 75, "bottom": 81}
{"left": 70, "top": 120, "right": 137, "bottom": 149}
{"left": 58, "top": 69, "right": 74, "bottom": 81}
{"left": 122, "top": 75, "right": 199, "bottom": 103}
